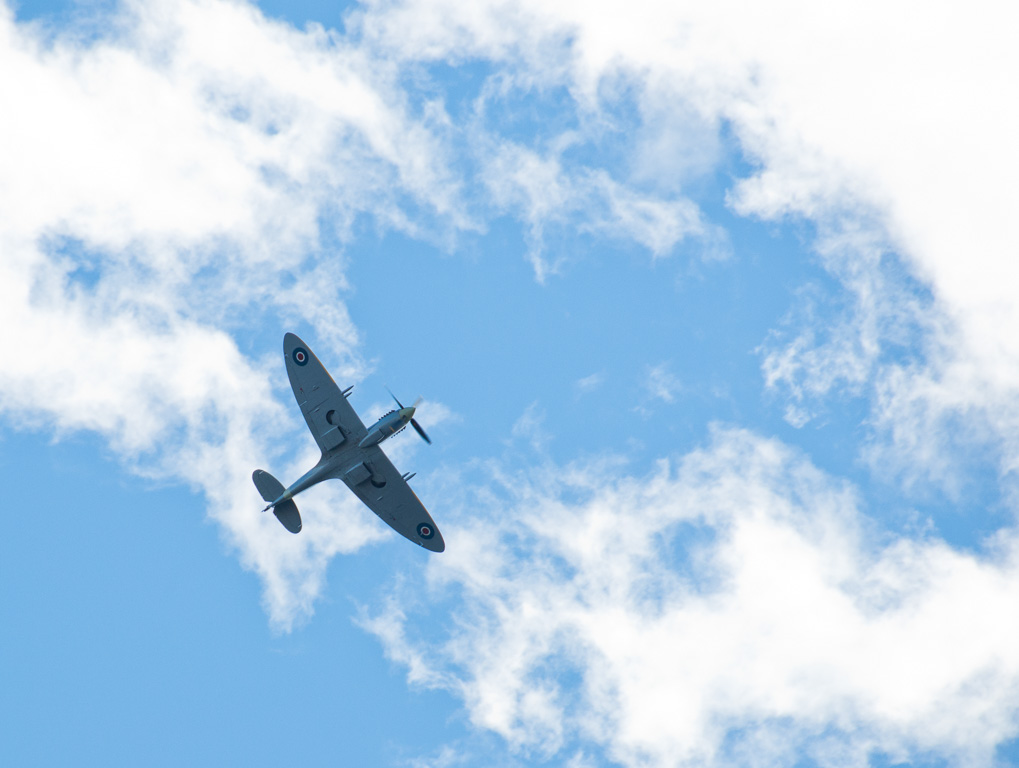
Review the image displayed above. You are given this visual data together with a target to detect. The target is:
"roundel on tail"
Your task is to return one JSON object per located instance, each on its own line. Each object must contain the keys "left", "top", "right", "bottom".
{"left": 416, "top": 522, "right": 434, "bottom": 540}
{"left": 292, "top": 347, "right": 309, "bottom": 366}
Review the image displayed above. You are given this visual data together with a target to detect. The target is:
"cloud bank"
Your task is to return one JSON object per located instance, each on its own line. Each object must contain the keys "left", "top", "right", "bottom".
{"left": 351, "top": 0, "right": 1019, "bottom": 489}
{"left": 0, "top": 0, "right": 720, "bottom": 629}
{"left": 4, "top": 0, "right": 1019, "bottom": 763}
{"left": 367, "top": 429, "right": 1019, "bottom": 767}
{"left": 0, "top": 0, "right": 462, "bottom": 627}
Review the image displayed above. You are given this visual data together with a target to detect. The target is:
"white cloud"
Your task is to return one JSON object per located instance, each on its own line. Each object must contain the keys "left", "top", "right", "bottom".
{"left": 351, "top": 0, "right": 1019, "bottom": 491}
{"left": 479, "top": 138, "right": 710, "bottom": 281}
{"left": 5, "top": 0, "right": 1018, "bottom": 675}
{"left": 644, "top": 363, "right": 682, "bottom": 405}
{"left": 575, "top": 372, "right": 604, "bottom": 396}
{"left": 510, "top": 402, "right": 550, "bottom": 453}
{"left": 365, "top": 428, "right": 1019, "bottom": 766}
{"left": 0, "top": 0, "right": 744, "bottom": 631}
{"left": 0, "top": 0, "right": 472, "bottom": 332}
{"left": 0, "top": 0, "right": 473, "bottom": 629}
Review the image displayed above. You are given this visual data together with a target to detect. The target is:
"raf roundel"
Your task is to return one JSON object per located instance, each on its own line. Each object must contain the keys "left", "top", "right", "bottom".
{"left": 292, "top": 347, "right": 309, "bottom": 366}
{"left": 416, "top": 523, "right": 434, "bottom": 540}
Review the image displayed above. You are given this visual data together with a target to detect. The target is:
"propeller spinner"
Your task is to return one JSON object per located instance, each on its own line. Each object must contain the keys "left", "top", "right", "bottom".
{"left": 387, "top": 387, "right": 432, "bottom": 445}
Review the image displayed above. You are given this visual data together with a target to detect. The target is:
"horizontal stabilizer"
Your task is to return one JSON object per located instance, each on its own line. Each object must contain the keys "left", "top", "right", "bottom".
{"left": 273, "top": 499, "right": 302, "bottom": 534}
{"left": 252, "top": 469, "right": 285, "bottom": 503}
{"left": 253, "top": 469, "right": 303, "bottom": 533}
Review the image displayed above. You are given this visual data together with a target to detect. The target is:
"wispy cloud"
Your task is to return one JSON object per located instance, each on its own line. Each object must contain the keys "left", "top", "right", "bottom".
{"left": 510, "top": 402, "right": 551, "bottom": 453}
{"left": 479, "top": 138, "right": 710, "bottom": 282}
{"left": 366, "top": 428, "right": 1019, "bottom": 765}
{"left": 351, "top": 0, "right": 1019, "bottom": 495}
{"left": 574, "top": 372, "right": 604, "bottom": 396}
{"left": 644, "top": 363, "right": 682, "bottom": 405}
{"left": 0, "top": 0, "right": 723, "bottom": 631}
{"left": 0, "top": 0, "right": 473, "bottom": 629}
{"left": 5, "top": 0, "right": 1019, "bottom": 676}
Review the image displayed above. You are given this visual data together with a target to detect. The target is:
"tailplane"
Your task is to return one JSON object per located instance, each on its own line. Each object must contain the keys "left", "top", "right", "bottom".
{"left": 252, "top": 469, "right": 303, "bottom": 534}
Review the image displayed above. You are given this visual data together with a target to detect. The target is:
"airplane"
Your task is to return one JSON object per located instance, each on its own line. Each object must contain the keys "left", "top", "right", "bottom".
{"left": 252, "top": 332, "right": 444, "bottom": 553}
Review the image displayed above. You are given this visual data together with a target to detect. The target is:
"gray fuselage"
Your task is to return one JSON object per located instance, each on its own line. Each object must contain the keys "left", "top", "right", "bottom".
{"left": 358, "top": 407, "right": 416, "bottom": 448}
{"left": 268, "top": 407, "right": 415, "bottom": 508}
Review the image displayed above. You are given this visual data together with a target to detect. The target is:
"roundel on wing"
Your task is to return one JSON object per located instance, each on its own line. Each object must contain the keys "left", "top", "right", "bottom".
{"left": 292, "top": 347, "right": 309, "bottom": 366}
{"left": 416, "top": 522, "right": 434, "bottom": 540}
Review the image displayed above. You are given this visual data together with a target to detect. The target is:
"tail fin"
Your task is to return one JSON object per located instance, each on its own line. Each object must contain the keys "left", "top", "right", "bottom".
{"left": 252, "top": 470, "right": 302, "bottom": 534}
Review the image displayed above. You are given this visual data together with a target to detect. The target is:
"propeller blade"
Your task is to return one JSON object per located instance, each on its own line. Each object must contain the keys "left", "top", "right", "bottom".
{"left": 385, "top": 385, "right": 404, "bottom": 409}
{"left": 412, "top": 396, "right": 423, "bottom": 409}
{"left": 411, "top": 418, "right": 431, "bottom": 444}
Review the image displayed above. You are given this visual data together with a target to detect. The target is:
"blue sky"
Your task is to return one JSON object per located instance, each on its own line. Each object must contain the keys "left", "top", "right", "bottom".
{"left": 3, "top": 1, "right": 1019, "bottom": 766}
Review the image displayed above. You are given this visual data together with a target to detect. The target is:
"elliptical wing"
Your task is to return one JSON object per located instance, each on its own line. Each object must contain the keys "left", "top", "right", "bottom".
{"left": 333, "top": 445, "right": 445, "bottom": 552}
{"left": 283, "top": 332, "right": 366, "bottom": 454}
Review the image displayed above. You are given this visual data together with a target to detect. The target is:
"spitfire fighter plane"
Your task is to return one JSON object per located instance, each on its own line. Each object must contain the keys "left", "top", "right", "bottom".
{"left": 252, "top": 333, "right": 444, "bottom": 553}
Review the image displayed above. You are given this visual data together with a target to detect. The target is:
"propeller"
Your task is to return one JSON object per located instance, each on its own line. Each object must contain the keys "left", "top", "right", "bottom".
{"left": 411, "top": 417, "right": 431, "bottom": 445}
{"left": 386, "top": 386, "right": 432, "bottom": 445}
{"left": 386, "top": 386, "right": 404, "bottom": 409}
